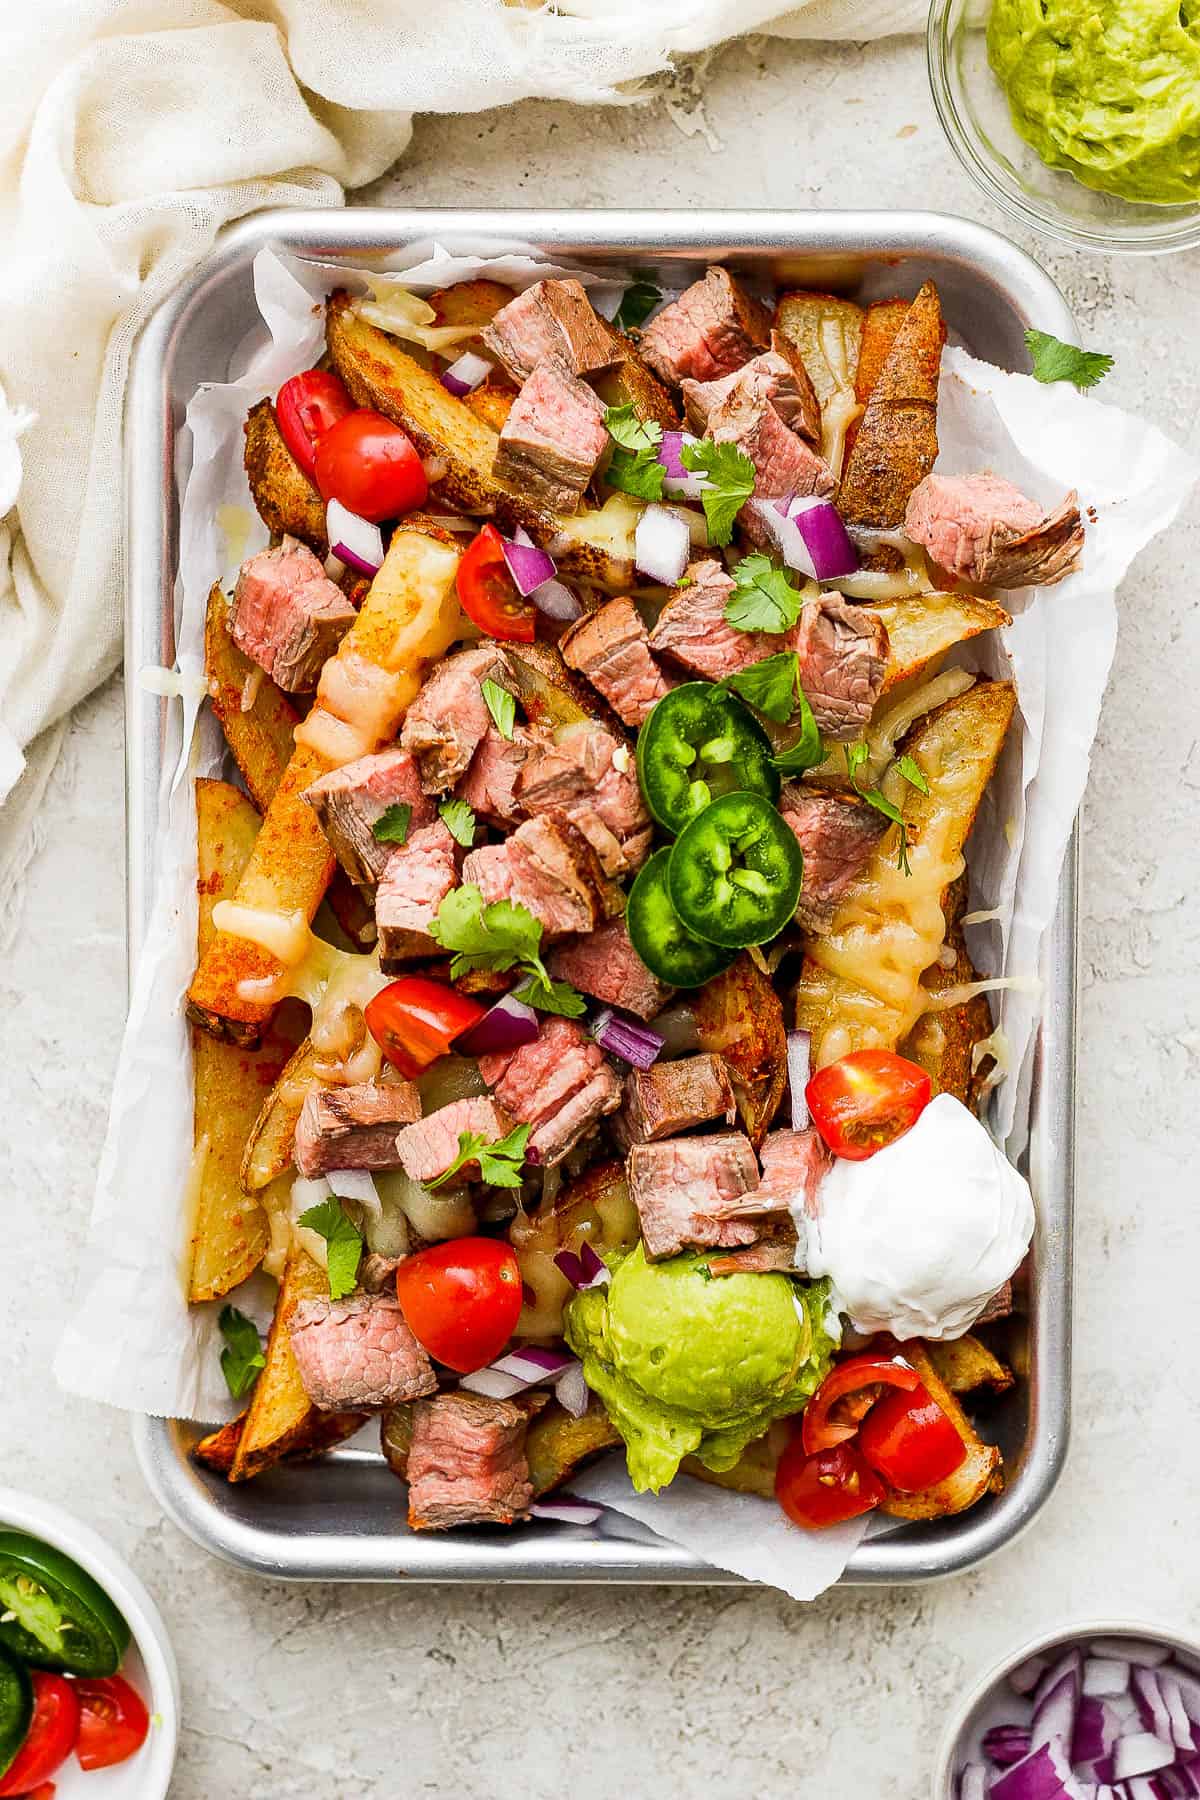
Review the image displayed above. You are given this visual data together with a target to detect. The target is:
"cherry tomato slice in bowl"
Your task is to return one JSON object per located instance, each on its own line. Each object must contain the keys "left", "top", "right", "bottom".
{"left": 801, "top": 1353, "right": 921, "bottom": 1455}
{"left": 395, "top": 1238, "right": 523, "bottom": 1374}
{"left": 365, "top": 978, "right": 486, "bottom": 1080}
{"left": 73, "top": 1674, "right": 149, "bottom": 1773}
{"left": 805, "top": 1049, "right": 932, "bottom": 1161}
{"left": 314, "top": 409, "right": 428, "bottom": 523}
{"left": 275, "top": 370, "right": 353, "bottom": 483}
{"left": 456, "top": 526, "right": 536, "bottom": 643}
{"left": 0, "top": 1672, "right": 78, "bottom": 1796}
{"left": 774, "top": 1438, "right": 885, "bottom": 1530}
{"left": 858, "top": 1382, "right": 967, "bottom": 1492}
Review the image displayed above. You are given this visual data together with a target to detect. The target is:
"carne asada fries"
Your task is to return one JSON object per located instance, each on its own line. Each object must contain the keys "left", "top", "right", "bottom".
{"left": 177, "top": 260, "right": 1077, "bottom": 1541}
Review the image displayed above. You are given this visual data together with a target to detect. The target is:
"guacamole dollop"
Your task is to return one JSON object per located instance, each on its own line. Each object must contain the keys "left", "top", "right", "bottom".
{"left": 563, "top": 1244, "right": 838, "bottom": 1493}
{"left": 987, "top": 0, "right": 1200, "bottom": 205}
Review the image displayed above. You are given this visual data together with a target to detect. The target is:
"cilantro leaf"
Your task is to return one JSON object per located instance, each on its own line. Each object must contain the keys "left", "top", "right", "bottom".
{"left": 724, "top": 554, "right": 805, "bottom": 634}
{"left": 842, "top": 741, "right": 870, "bottom": 785}
{"left": 481, "top": 678, "right": 516, "bottom": 741}
{"left": 721, "top": 651, "right": 802, "bottom": 724}
{"left": 218, "top": 1304, "right": 265, "bottom": 1400}
{"left": 514, "top": 972, "right": 588, "bottom": 1019}
{"left": 603, "top": 404, "right": 663, "bottom": 454}
{"left": 771, "top": 686, "right": 823, "bottom": 774}
{"left": 897, "top": 753, "right": 930, "bottom": 795}
{"left": 297, "top": 1198, "right": 363, "bottom": 1300}
{"left": 613, "top": 281, "right": 662, "bottom": 334}
{"left": 606, "top": 445, "right": 665, "bottom": 503}
{"left": 680, "top": 440, "right": 755, "bottom": 546}
{"left": 429, "top": 1122, "right": 531, "bottom": 1190}
{"left": 1025, "top": 329, "right": 1114, "bottom": 392}
{"left": 842, "top": 744, "right": 911, "bottom": 875}
{"left": 430, "top": 885, "right": 543, "bottom": 978}
{"left": 373, "top": 802, "right": 412, "bottom": 846}
{"left": 439, "top": 797, "right": 477, "bottom": 848}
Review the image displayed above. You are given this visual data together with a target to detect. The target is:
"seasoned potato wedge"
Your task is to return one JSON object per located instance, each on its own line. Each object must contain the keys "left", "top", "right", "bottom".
{"left": 507, "top": 640, "right": 624, "bottom": 736}
{"left": 526, "top": 1402, "right": 623, "bottom": 1496}
{"left": 229, "top": 1247, "right": 329, "bottom": 1481}
{"left": 794, "top": 680, "right": 1017, "bottom": 1068}
{"left": 692, "top": 955, "right": 787, "bottom": 1149}
{"left": 428, "top": 278, "right": 517, "bottom": 338}
{"left": 590, "top": 330, "right": 680, "bottom": 432}
{"left": 926, "top": 1332, "right": 1014, "bottom": 1400}
{"left": 240, "top": 1034, "right": 321, "bottom": 1193}
{"left": 243, "top": 398, "right": 328, "bottom": 553}
{"left": 879, "top": 1342, "right": 1002, "bottom": 1519}
{"left": 379, "top": 1402, "right": 414, "bottom": 1479}
{"left": 771, "top": 291, "right": 864, "bottom": 476}
{"left": 510, "top": 1160, "right": 639, "bottom": 1340}
{"left": 844, "top": 296, "right": 910, "bottom": 460}
{"left": 901, "top": 876, "right": 998, "bottom": 1110}
{"left": 839, "top": 282, "right": 945, "bottom": 545}
{"left": 204, "top": 585, "right": 298, "bottom": 812}
{"left": 194, "top": 1406, "right": 366, "bottom": 1475}
{"left": 682, "top": 1419, "right": 792, "bottom": 1499}
{"left": 875, "top": 591, "right": 1011, "bottom": 695}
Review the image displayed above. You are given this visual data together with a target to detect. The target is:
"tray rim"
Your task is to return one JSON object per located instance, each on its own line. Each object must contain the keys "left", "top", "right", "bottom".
{"left": 125, "top": 206, "right": 1077, "bottom": 1586}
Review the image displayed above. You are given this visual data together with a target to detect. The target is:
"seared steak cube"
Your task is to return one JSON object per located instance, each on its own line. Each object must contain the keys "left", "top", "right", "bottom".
{"left": 400, "top": 644, "right": 517, "bottom": 794}
{"left": 639, "top": 268, "right": 771, "bottom": 388}
{"left": 294, "top": 1079, "right": 421, "bottom": 1176}
{"left": 793, "top": 595, "right": 888, "bottom": 742}
{"left": 904, "top": 472, "right": 1084, "bottom": 588}
{"left": 627, "top": 1132, "right": 765, "bottom": 1260}
{"left": 230, "top": 536, "right": 356, "bottom": 692}
{"left": 481, "top": 278, "right": 623, "bottom": 384}
{"left": 480, "top": 1015, "right": 622, "bottom": 1167}
{"left": 394, "top": 1097, "right": 517, "bottom": 1187}
{"left": 706, "top": 380, "right": 835, "bottom": 534}
{"left": 559, "top": 598, "right": 673, "bottom": 728}
{"left": 463, "top": 814, "right": 607, "bottom": 940}
{"left": 779, "top": 784, "right": 889, "bottom": 932}
{"left": 649, "top": 559, "right": 784, "bottom": 682}
{"left": 406, "top": 1392, "right": 534, "bottom": 1530}
{"left": 456, "top": 723, "right": 537, "bottom": 826}
{"left": 376, "top": 820, "right": 460, "bottom": 969}
{"left": 288, "top": 1294, "right": 437, "bottom": 1410}
{"left": 755, "top": 1128, "right": 831, "bottom": 1221}
{"left": 302, "top": 747, "right": 434, "bottom": 890}
{"left": 516, "top": 723, "right": 651, "bottom": 878}
{"left": 615, "top": 1053, "right": 735, "bottom": 1148}
{"left": 707, "top": 1216, "right": 800, "bottom": 1277}
{"left": 547, "top": 915, "right": 674, "bottom": 1022}
{"left": 682, "top": 332, "right": 821, "bottom": 444}
{"left": 492, "top": 362, "right": 609, "bottom": 515}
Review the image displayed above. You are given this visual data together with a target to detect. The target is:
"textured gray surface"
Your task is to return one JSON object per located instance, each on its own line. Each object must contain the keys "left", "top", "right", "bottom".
{"left": 2, "top": 33, "right": 1198, "bottom": 1800}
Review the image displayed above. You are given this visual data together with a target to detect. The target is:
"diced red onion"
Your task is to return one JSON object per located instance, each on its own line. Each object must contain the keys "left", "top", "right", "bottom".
{"left": 959, "top": 1765, "right": 989, "bottom": 1800}
{"left": 787, "top": 1029, "right": 811, "bottom": 1130}
{"left": 1086, "top": 1660, "right": 1132, "bottom": 1698}
{"left": 529, "top": 577, "right": 583, "bottom": 622}
{"left": 635, "top": 503, "right": 692, "bottom": 585}
{"left": 500, "top": 533, "right": 558, "bottom": 597}
{"left": 455, "top": 992, "right": 540, "bottom": 1058}
{"left": 553, "top": 1243, "right": 611, "bottom": 1291}
{"left": 985, "top": 1727, "right": 1035, "bottom": 1767}
{"left": 1031, "top": 1661, "right": 1081, "bottom": 1754}
{"left": 460, "top": 1345, "right": 575, "bottom": 1401}
{"left": 991, "top": 1739, "right": 1096, "bottom": 1799}
{"left": 554, "top": 1362, "right": 590, "bottom": 1418}
{"left": 748, "top": 496, "right": 818, "bottom": 579}
{"left": 1012, "top": 1654, "right": 1053, "bottom": 1697}
{"left": 439, "top": 350, "right": 493, "bottom": 397}
{"left": 1093, "top": 1640, "right": 1173, "bottom": 1667}
{"left": 1163, "top": 1765, "right": 1200, "bottom": 1797}
{"left": 1113, "top": 1734, "right": 1177, "bottom": 1780}
{"left": 1074, "top": 1697, "right": 1119, "bottom": 1768}
{"left": 326, "top": 499, "right": 384, "bottom": 576}
{"left": 660, "top": 430, "right": 708, "bottom": 501}
{"left": 1163, "top": 1680, "right": 1200, "bottom": 1753}
{"left": 529, "top": 1497, "right": 604, "bottom": 1525}
{"left": 788, "top": 495, "right": 860, "bottom": 581}
{"left": 1135, "top": 1670, "right": 1176, "bottom": 1744}
{"left": 324, "top": 1169, "right": 381, "bottom": 1210}
{"left": 591, "top": 1007, "right": 664, "bottom": 1071}
{"left": 422, "top": 454, "right": 448, "bottom": 484}
{"left": 1165, "top": 1668, "right": 1200, "bottom": 1727}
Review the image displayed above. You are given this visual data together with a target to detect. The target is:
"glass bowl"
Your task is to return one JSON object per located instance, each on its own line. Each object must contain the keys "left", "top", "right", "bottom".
{"left": 927, "top": 0, "right": 1200, "bottom": 255}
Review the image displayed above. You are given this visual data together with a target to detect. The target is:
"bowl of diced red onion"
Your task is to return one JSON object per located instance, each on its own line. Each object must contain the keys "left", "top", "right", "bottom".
{"left": 934, "top": 1621, "right": 1200, "bottom": 1798}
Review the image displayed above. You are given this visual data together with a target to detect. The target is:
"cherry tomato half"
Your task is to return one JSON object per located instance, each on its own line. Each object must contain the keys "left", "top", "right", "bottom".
{"left": 801, "top": 1353, "right": 921, "bottom": 1455}
{"left": 73, "top": 1675, "right": 149, "bottom": 1773}
{"left": 456, "top": 526, "right": 536, "bottom": 643}
{"left": 858, "top": 1382, "right": 967, "bottom": 1493}
{"left": 395, "top": 1238, "right": 523, "bottom": 1374}
{"left": 805, "top": 1049, "right": 932, "bottom": 1161}
{"left": 774, "top": 1438, "right": 885, "bottom": 1531}
{"left": 0, "top": 1673, "right": 78, "bottom": 1796}
{"left": 314, "top": 409, "right": 428, "bottom": 523}
{"left": 364, "top": 977, "right": 486, "bottom": 1081}
{"left": 275, "top": 370, "right": 353, "bottom": 483}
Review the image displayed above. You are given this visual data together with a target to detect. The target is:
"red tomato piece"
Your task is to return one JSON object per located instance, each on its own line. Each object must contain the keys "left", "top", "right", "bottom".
{"left": 800, "top": 1352, "right": 922, "bottom": 1455}
{"left": 858, "top": 1382, "right": 967, "bottom": 1492}
{"left": 24, "top": 1786, "right": 56, "bottom": 1800}
{"left": 313, "top": 409, "right": 428, "bottom": 523}
{"left": 73, "top": 1675, "right": 149, "bottom": 1773}
{"left": 395, "top": 1238, "right": 523, "bottom": 1374}
{"left": 275, "top": 370, "right": 353, "bottom": 483}
{"left": 364, "top": 977, "right": 487, "bottom": 1080}
{"left": 805, "top": 1048, "right": 932, "bottom": 1161}
{"left": 456, "top": 526, "right": 536, "bottom": 643}
{"left": 774, "top": 1437, "right": 885, "bottom": 1531}
{"left": 0, "top": 1674, "right": 78, "bottom": 1796}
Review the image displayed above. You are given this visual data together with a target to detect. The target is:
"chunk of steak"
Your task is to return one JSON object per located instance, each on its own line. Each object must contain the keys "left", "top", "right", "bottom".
{"left": 480, "top": 1015, "right": 622, "bottom": 1166}
{"left": 547, "top": 915, "right": 674, "bottom": 1022}
{"left": 904, "top": 472, "right": 1084, "bottom": 588}
{"left": 707, "top": 1214, "right": 800, "bottom": 1277}
{"left": 559, "top": 598, "right": 673, "bottom": 728}
{"left": 463, "top": 813, "right": 607, "bottom": 940}
{"left": 230, "top": 536, "right": 356, "bottom": 692}
{"left": 289, "top": 1294, "right": 436, "bottom": 1410}
{"left": 456, "top": 723, "right": 537, "bottom": 827}
{"left": 406, "top": 1392, "right": 533, "bottom": 1530}
{"left": 649, "top": 559, "right": 784, "bottom": 681}
{"left": 492, "top": 361, "right": 609, "bottom": 515}
{"left": 400, "top": 644, "right": 517, "bottom": 794}
{"left": 779, "top": 784, "right": 890, "bottom": 932}
{"left": 755, "top": 1128, "right": 831, "bottom": 1220}
{"left": 358, "top": 1252, "right": 403, "bottom": 1295}
{"left": 793, "top": 595, "right": 888, "bottom": 741}
{"left": 682, "top": 332, "right": 821, "bottom": 444}
{"left": 639, "top": 268, "right": 771, "bottom": 388}
{"left": 481, "top": 278, "right": 623, "bottom": 384}
{"left": 376, "top": 820, "right": 460, "bottom": 969}
{"left": 627, "top": 1132, "right": 766, "bottom": 1259}
{"left": 294, "top": 1079, "right": 421, "bottom": 1177}
{"left": 302, "top": 747, "right": 434, "bottom": 890}
{"left": 394, "top": 1097, "right": 517, "bottom": 1186}
{"left": 706, "top": 380, "right": 836, "bottom": 536}
{"left": 516, "top": 723, "right": 651, "bottom": 877}
{"left": 614, "top": 1053, "right": 735, "bottom": 1148}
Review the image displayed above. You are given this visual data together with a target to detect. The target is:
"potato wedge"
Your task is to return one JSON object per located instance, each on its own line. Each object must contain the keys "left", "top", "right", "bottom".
{"left": 692, "top": 955, "right": 787, "bottom": 1149}
{"left": 428, "top": 278, "right": 517, "bottom": 338}
{"left": 526, "top": 1403, "right": 623, "bottom": 1496}
{"left": 243, "top": 398, "right": 328, "bottom": 553}
{"left": 839, "top": 281, "right": 945, "bottom": 547}
{"left": 195, "top": 1406, "right": 366, "bottom": 1475}
{"left": 240, "top": 1034, "right": 322, "bottom": 1193}
{"left": 771, "top": 291, "right": 864, "bottom": 477}
{"left": 204, "top": 585, "right": 298, "bottom": 812}
{"left": 844, "top": 296, "right": 910, "bottom": 461}
{"left": 875, "top": 591, "right": 1011, "bottom": 695}
{"left": 591, "top": 329, "right": 679, "bottom": 432}
{"left": 926, "top": 1333, "right": 1014, "bottom": 1400}
{"left": 229, "top": 1246, "right": 329, "bottom": 1481}
{"left": 901, "top": 876, "right": 998, "bottom": 1110}
{"left": 507, "top": 640, "right": 624, "bottom": 736}
{"left": 682, "top": 1419, "right": 792, "bottom": 1499}
{"left": 509, "top": 1159, "right": 639, "bottom": 1339}
{"left": 794, "top": 680, "right": 1016, "bottom": 1068}
{"left": 879, "top": 1342, "right": 1002, "bottom": 1519}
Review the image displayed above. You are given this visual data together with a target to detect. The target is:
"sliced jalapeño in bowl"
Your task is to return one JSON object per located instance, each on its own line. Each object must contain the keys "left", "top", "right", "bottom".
{"left": 0, "top": 1533, "right": 131, "bottom": 1679}
{"left": 667, "top": 789, "right": 803, "bottom": 949}
{"left": 636, "top": 682, "right": 779, "bottom": 835}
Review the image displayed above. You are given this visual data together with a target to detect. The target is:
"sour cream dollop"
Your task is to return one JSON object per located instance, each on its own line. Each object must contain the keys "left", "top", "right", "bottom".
{"left": 806, "top": 1093, "right": 1034, "bottom": 1341}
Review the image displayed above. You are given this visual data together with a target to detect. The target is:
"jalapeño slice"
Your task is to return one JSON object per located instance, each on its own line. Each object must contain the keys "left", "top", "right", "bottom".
{"left": 0, "top": 1532, "right": 130, "bottom": 1678}
{"left": 636, "top": 682, "right": 779, "bottom": 835}
{"left": 0, "top": 1643, "right": 32, "bottom": 1781}
{"left": 626, "top": 848, "right": 735, "bottom": 989}
{"left": 667, "top": 790, "right": 803, "bottom": 949}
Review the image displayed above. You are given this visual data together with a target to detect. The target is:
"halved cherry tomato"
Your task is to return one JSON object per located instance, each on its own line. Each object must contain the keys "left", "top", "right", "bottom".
{"left": 395, "top": 1238, "right": 523, "bottom": 1373}
{"left": 24, "top": 1785, "right": 56, "bottom": 1799}
{"left": 858, "top": 1382, "right": 967, "bottom": 1492}
{"left": 801, "top": 1353, "right": 922, "bottom": 1455}
{"left": 364, "top": 977, "right": 486, "bottom": 1080}
{"left": 805, "top": 1049, "right": 932, "bottom": 1161}
{"left": 0, "top": 1673, "right": 78, "bottom": 1796}
{"left": 314, "top": 409, "right": 428, "bottom": 523}
{"left": 775, "top": 1437, "right": 885, "bottom": 1531}
{"left": 73, "top": 1675, "right": 148, "bottom": 1773}
{"left": 456, "top": 526, "right": 536, "bottom": 643}
{"left": 275, "top": 370, "right": 353, "bottom": 483}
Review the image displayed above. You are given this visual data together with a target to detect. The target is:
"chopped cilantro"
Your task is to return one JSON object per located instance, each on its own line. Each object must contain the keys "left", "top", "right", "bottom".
{"left": 603, "top": 405, "right": 666, "bottom": 503}
{"left": 297, "top": 1198, "right": 363, "bottom": 1300}
{"left": 724, "top": 554, "right": 805, "bottom": 634}
{"left": 721, "top": 651, "right": 802, "bottom": 724}
{"left": 680, "top": 440, "right": 755, "bottom": 545}
{"left": 430, "top": 884, "right": 581, "bottom": 1014}
{"left": 843, "top": 743, "right": 911, "bottom": 875}
{"left": 481, "top": 678, "right": 517, "bottom": 741}
{"left": 1025, "top": 329, "right": 1113, "bottom": 392}
{"left": 439, "top": 797, "right": 477, "bottom": 847}
{"left": 604, "top": 404, "right": 662, "bottom": 454}
{"left": 514, "top": 972, "right": 587, "bottom": 1019}
{"left": 218, "top": 1305, "right": 265, "bottom": 1400}
{"left": 429, "top": 1122, "right": 531, "bottom": 1190}
{"left": 897, "top": 753, "right": 930, "bottom": 795}
{"left": 613, "top": 280, "right": 662, "bottom": 334}
{"left": 373, "top": 803, "right": 412, "bottom": 846}
{"left": 770, "top": 686, "right": 823, "bottom": 774}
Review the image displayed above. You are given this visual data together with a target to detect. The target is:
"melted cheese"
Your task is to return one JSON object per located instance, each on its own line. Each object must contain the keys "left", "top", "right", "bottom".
{"left": 240, "top": 666, "right": 264, "bottom": 713}
{"left": 232, "top": 924, "right": 390, "bottom": 1087}
{"left": 212, "top": 902, "right": 310, "bottom": 968}
{"left": 138, "top": 665, "right": 210, "bottom": 702}
{"left": 865, "top": 668, "right": 976, "bottom": 785}
{"left": 821, "top": 388, "right": 863, "bottom": 481}
{"left": 293, "top": 706, "right": 376, "bottom": 765}
{"left": 918, "top": 973, "right": 1041, "bottom": 1014}
{"left": 315, "top": 651, "right": 406, "bottom": 748}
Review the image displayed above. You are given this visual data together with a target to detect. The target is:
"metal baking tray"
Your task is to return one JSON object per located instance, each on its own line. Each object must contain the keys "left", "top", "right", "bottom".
{"left": 127, "top": 209, "right": 1076, "bottom": 1584}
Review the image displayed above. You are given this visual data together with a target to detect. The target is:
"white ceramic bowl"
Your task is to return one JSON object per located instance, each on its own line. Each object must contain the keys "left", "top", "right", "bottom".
{"left": 932, "top": 1617, "right": 1200, "bottom": 1797}
{"left": 0, "top": 1487, "right": 179, "bottom": 1799}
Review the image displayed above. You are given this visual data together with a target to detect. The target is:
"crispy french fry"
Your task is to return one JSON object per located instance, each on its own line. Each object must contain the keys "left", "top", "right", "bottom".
{"left": 839, "top": 282, "right": 945, "bottom": 547}
{"left": 682, "top": 1419, "right": 792, "bottom": 1499}
{"left": 692, "top": 955, "right": 788, "bottom": 1150}
{"left": 875, "top": 591, "right": 1011, "bottom": 694}
{"left": 204, "top": 585, "right": 298, "bottom": 811}
{"left": 240, "top": 1035, "right": 322, "bottom": 1193}
{"left": 243, "top": 398, "right": 328, "bottom": 553}
{"left": 229, "top": 1247, "right": 328, "bottom": 1481}
{"left": 195, "top": 1406, "right": 367, "bottom": 1476}
{"left": 879, "top": 1342, "right": 1002, "bottom": 1519}
{"left": 844, "top": 296, "right": 910, "bottom": 460}
{"left": 525, "top": 1403, "right": 623, "bottom": 1496}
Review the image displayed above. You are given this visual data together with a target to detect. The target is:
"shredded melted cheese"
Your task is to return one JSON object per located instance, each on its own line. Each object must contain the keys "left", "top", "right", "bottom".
{"left": 357, "top": 280, "right": 484, "bottom": 353}
{"left": 212, "top": 902, "right": 310, "bottom": 968}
